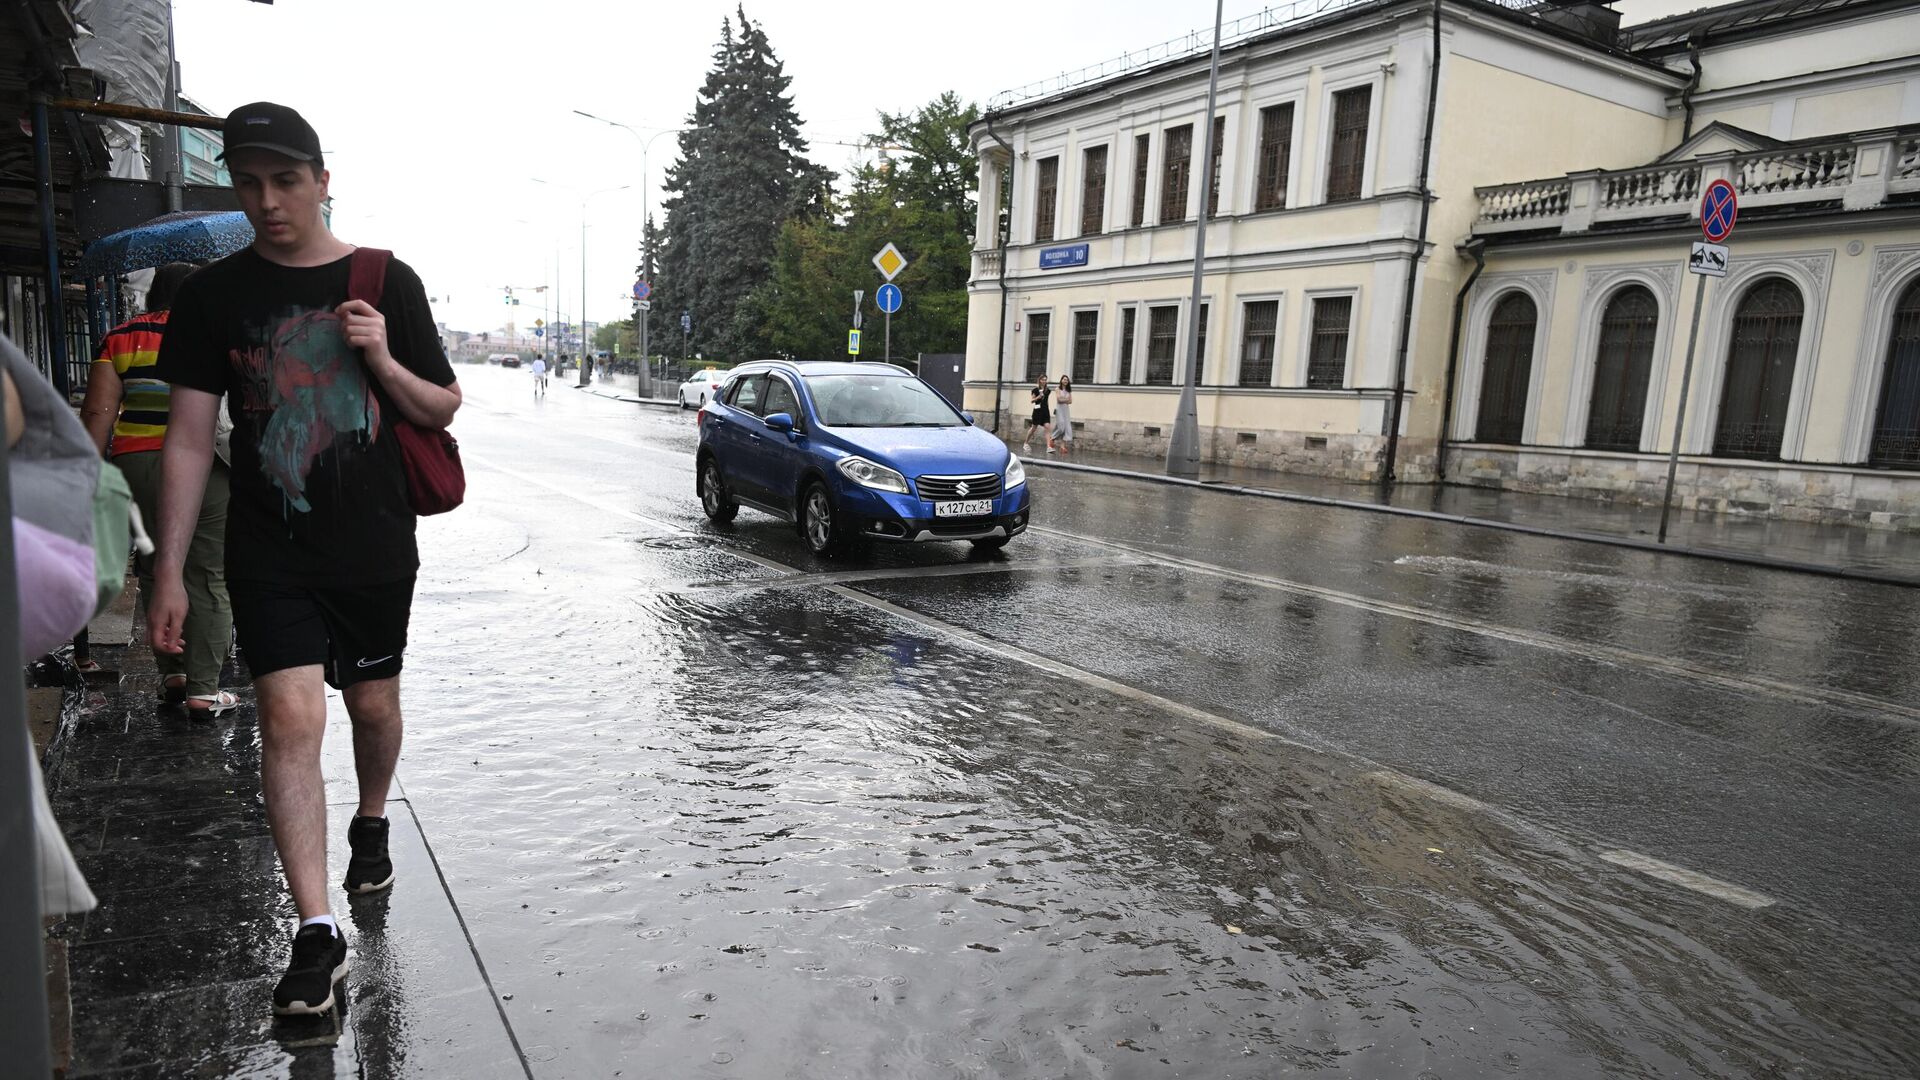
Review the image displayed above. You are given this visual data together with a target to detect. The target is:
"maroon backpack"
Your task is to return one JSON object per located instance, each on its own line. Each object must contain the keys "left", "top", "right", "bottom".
{"left": 348, "top": 247, "right": 465, "bottom": 515}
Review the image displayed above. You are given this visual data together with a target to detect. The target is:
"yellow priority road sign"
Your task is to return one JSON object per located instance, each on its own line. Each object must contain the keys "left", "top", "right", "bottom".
{"left": 871, "top": 242, "right": 907, "bottom": 282}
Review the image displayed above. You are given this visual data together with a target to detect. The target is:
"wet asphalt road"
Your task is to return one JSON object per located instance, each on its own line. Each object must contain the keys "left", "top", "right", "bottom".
{"left": 391, "top": 367, "right": 1918, "bottom": 1078}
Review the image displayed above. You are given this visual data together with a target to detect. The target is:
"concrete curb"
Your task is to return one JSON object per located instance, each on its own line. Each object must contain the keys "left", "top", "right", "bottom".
{"left": 573, "top": 384, "right": 680, "bottom": 409}
{"left": 1022, "top": 456, "right": 1919, "bottom": 589}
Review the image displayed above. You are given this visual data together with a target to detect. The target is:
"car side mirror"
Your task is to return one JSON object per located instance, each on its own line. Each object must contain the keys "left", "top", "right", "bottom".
{"left": 763, "top": 412, "right": 795, "bottom": 433}
{"left": 961, "top": 412, "right": 976, "bottom": 426}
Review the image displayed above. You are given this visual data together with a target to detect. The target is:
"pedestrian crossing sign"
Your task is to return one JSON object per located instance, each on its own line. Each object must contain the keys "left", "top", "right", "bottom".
{"left": 848, "top": 329, "right": 861, "bottom": 355}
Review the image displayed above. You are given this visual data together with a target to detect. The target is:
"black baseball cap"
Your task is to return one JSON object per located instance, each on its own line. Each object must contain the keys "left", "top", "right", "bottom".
{"left": 218, "top": 102, "right": 323, "bottom": 165}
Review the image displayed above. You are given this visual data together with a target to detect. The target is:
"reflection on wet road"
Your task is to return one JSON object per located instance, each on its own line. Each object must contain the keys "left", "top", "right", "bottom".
{"left": 397, "top": 369, "right": 1918, "bottom": 1077}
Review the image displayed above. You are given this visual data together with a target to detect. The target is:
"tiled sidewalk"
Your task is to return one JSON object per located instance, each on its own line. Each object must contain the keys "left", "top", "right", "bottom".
{"left": 38, "top": 604, "right": 521, "bottom": 1077}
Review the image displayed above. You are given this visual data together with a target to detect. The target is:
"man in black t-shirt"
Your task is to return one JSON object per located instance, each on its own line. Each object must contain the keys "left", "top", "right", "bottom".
{"left": 151, "top": 102, "right": 462, "bottom": 1017}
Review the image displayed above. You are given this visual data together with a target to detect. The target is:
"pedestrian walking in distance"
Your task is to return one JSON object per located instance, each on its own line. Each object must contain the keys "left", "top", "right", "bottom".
{"left": 1023, "top": 373, "right": 1052, "bottom": 451}
{"left": 78, "top": 262, "right": 238, "bottom": 716}
{"left": 1050, "top": 375, "right": 1074, "bottom": 457}
{"left": 151, "top": 102, "right": 462, "bottom": 1017}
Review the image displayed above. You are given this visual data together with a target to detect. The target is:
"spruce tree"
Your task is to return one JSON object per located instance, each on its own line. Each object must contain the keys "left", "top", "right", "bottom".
{"left": 656, "top": 6, "right": 828, "bottom": 362}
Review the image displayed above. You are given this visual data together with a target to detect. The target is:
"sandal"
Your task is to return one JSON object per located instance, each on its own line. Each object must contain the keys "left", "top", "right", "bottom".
{"left": 186, "top": 690, "right": 241, "bottom": 717}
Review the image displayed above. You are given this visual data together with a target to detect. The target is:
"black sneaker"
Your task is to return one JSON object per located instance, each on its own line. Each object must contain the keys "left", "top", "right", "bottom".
{"left": 343, "top": 815, "right": 395, "bottom": 895}
{"left": 273, "top": 924, "right": 349, "bottom": 1015}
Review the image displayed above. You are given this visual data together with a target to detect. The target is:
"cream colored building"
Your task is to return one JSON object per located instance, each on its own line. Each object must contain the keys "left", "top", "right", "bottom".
{"left": 964, "top": 0, "right": 1920, "bottom": 528}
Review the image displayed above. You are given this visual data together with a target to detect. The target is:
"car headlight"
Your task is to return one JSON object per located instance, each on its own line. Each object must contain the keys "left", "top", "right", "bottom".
{"left": 837, "top": 456, "right": 910, "bottom": 494}
{"left": 1005, "top": 454, "right": 1026, "bottom": 490}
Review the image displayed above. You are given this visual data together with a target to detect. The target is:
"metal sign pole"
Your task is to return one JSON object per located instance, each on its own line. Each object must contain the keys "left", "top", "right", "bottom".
{"left": 1657, "top": 272, "right": 1709, "bottom": 544}
{"left": 885, "top": 310, "right": 891, "bottom": 365}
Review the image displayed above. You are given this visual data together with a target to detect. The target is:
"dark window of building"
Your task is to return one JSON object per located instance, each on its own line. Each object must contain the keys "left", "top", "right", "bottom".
{"left": 1870, "top": 277, "right": 1920, "bottom": 468}
{"left": 1131, "top": 134, "right": 1150, "bottom": 228}
{"left": 1034, "top": 156, "right": 1059, "bottom": 242}
{"left": 1081, "top": 146, "right": 1107, "bottom": 236}
{"left": 1161, "top": 124, "right": 1193, "bottom": 224}
{"left": 1073, "top": 310, "right": 1099, "bottom": 383}
{"left": 1206, "top": 117, "right": 1226, "bottom": 217}
{"left": 1240, "top": 300, "right": 1279, "bottom": 386}
{"left": 1193, "top": 303, "right": 1210, "bottom": 383}
{"left": 1255, "top": 103, "right": 1294, "bottom": 212}
{"left": 1326, "top": 86, "right": 1371, "bottom": 203}
{"left": 1585, "top": 286, "right": 1659, "bottom": 452}
{"left": 1118, "top": 306, "right": 1138, "bottom": 383}
{"left": 1026, "top": 312, "right": 1051, "bottom": 380}
{"left": 1146, "top": 305, "right": 1180, "bottom": 385}
{"left": 1714, "top": 277, "right": 1802, "bottom": 460}
{"left": 1475, "top": 291, "right": 1538, "bottom": 444}
{"left": 1306, "top": 296, "right": 1353, "bottom": 389}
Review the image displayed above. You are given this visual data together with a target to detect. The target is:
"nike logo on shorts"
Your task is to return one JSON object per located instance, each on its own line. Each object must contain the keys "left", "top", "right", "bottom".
{"left": 357, "top": 655, "right": 396, "bottom": 669}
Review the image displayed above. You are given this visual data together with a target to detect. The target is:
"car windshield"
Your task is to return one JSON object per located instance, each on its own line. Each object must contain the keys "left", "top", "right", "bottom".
{"left": 805, "top": 374, "right": 962, "bottom": 428}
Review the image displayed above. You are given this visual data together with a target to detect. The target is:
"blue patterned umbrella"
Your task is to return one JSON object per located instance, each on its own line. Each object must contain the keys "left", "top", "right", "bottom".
{"left": 78, "top": 210, "right": 254, "bottom": 276}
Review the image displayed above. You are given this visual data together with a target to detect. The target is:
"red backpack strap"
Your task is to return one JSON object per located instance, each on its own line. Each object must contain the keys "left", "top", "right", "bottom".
{"left": 347, "top": 247, "right": 392, "bottom": 307}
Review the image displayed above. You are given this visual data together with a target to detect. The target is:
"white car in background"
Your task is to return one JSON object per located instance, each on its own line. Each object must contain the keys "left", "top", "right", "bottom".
{"left": 677, "top": 369, "right": 727, "bottom": 409}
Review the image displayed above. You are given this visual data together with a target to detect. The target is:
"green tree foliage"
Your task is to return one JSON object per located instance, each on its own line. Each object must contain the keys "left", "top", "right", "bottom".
{"left": 655, "top": 7, "right": 831, "bottom": 362}
{"left": 741, "top": 92, "right": 979, "bottom": 363}
{"left": 633, "top": 214, "right": 664, "bottom": 357}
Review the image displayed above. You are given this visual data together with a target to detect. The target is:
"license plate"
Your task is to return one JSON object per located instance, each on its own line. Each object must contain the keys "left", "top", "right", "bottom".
{"left": 934, "top": 499, "right": 993, "bottom": 519}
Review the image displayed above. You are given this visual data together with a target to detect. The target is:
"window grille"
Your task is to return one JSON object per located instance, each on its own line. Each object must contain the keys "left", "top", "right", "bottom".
{"left": 1073, "top": 310, "right": 1099, "bottom": 383}
{"left": 1081, "top": 146, "right": 1107, "bottom": 236}
{"left": 1146, "top": 305, "right": 1179, "bottom": 384}
{"left": 1306, "top": 296, "right": 1353, "bottom": 389}
{"left": 1255, "top": 103, "right": 1293, "bottom": 212}
{"left": 1034, "top": 156, "right": 1059, "bottom": 242}
{"left": 1714, "top": 277, "right": 1802, "bottom": 460}
{"left": 1326, "top": 86, "right": 1370, "bottom": 203}
{"left": 1161, "top": 125, "right": 1193, "bottom": 223}
{"left": 1585, "top": 286, "right": 1659, "bottom": 452}
{"left": 1475, "top": 292, "right": 1537, "bottom": 443}
{"left": 1026, "top": 312, "right": 1051, "bottom": 380}
{"left": 1869, "top": 277, "right": 1920, "bottom": 467}
{"left": 1240, "top": 300, "right": 1279, "bottom": 386}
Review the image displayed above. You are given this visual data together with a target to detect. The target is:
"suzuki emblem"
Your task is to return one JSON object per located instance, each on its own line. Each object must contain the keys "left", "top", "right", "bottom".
{"left": 956, "top": 482, "right": 971, "bottom": 497}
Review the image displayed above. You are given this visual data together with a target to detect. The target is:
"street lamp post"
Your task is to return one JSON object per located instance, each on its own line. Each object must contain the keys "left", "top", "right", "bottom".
{"left": 533, "top": 178, "right": 629, "bottom": 388}
{"left": 573, "top": 110, "right": 693, "bottom": 396}
{"left": 1165, "top": 0, "right": 1226, "bottom": 479}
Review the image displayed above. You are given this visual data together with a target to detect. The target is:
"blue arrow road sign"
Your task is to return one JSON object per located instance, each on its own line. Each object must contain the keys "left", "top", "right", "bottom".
{"left": 876, "top": 283, "right": 902, "bottom": 314}
{"left": 534, "top": 327, "right": 544, "bottom": 338}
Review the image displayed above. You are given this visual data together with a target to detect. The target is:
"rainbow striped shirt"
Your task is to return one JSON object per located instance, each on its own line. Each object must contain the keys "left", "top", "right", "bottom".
{"left": 99, "top": 310, "right": 171, "bottom": 456}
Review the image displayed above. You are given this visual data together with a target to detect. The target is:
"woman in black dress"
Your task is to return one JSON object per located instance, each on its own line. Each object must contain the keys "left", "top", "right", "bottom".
{"left": 1023, "top": 374, "right": 1052, "bottom": 450}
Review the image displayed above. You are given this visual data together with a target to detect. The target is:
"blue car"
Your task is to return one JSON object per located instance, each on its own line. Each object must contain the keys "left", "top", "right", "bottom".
{"left": 695, "top": 361, "right": 1031, "bottom": 556}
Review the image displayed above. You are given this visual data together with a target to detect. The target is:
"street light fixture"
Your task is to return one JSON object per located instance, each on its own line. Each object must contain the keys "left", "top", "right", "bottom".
{"left": 532, "top": 177, "right": 630, "bottom": 388}
{"left": 573, "top": 110, "right": 693, "bottom": 393}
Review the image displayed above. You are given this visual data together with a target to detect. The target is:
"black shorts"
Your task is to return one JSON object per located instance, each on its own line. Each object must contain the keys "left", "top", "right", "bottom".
{"left": 229, "top": 577, "right": 416, "bottom": 689}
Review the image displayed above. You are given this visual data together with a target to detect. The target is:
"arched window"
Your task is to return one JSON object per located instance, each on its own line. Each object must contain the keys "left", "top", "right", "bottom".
{"left": 1714, "top": 277, "right": 1802, "bottom": 460}
{"left": 1585, "top": 286, "right": 1659, "bottom": 452}
{"left": 1868, "top": 277, "right": 1920, "bottom": 469}
{"left": 1475, "top": 292, "right": 1537, "bottom": 444}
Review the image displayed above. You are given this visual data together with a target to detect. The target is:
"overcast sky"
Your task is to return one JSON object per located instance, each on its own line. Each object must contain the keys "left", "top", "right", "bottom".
{"left": 172, "top": 0, "right": 1711, "bottom": 339}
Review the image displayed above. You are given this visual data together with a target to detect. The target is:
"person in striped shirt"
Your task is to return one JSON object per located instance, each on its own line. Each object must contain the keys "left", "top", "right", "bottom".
{"left": 79, "top": 262, "right": 237, "bottom": 716}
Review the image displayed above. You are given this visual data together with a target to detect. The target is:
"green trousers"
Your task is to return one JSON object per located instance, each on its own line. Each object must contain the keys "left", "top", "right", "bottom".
{"left": 116, "top": 451, "right": 232, "bottom": 698}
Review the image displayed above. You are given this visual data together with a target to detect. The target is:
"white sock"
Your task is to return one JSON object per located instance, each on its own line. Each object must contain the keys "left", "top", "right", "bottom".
{"left": 300, "top": 914, "right": 339, "bottom": 938}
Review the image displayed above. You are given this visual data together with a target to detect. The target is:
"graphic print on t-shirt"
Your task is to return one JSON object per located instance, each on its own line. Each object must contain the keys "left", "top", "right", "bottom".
{"left": 231, "top": 307, "right": 381, "bottom": 513}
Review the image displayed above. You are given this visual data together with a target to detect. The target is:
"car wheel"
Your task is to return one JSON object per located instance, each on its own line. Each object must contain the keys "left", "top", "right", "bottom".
{"left": 970, "top": 536, "right": 1010, "bottom": 552}
{"left": 800, "top": 483, "right": 846, "bottom": 557}
{"left": 699, "top": 457, "right": 738, "bottom": 524}
{"left": 698, "top": 393, "right": 707, "bottom": 408}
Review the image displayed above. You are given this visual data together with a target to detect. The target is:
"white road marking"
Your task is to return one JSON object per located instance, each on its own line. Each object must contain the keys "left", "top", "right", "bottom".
{"left": 1599, "top": 849, "right": 1777, "bottom": 909}
{"left": 1032, "top": 526, "right": 1920, "bottom": 725}
{"left": 681, "top": 556, "right": 1146, "bottom": 593}
{"left": 1365, "top": 770, "right": 1498, "bottom": 815}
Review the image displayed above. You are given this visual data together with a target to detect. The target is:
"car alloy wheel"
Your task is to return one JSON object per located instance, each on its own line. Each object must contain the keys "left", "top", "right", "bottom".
{"left": 803, "top": 485, "right": 838, "bottom": 555}
{"left": 701, "top": 459, "right": 737, "bottom": 523}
